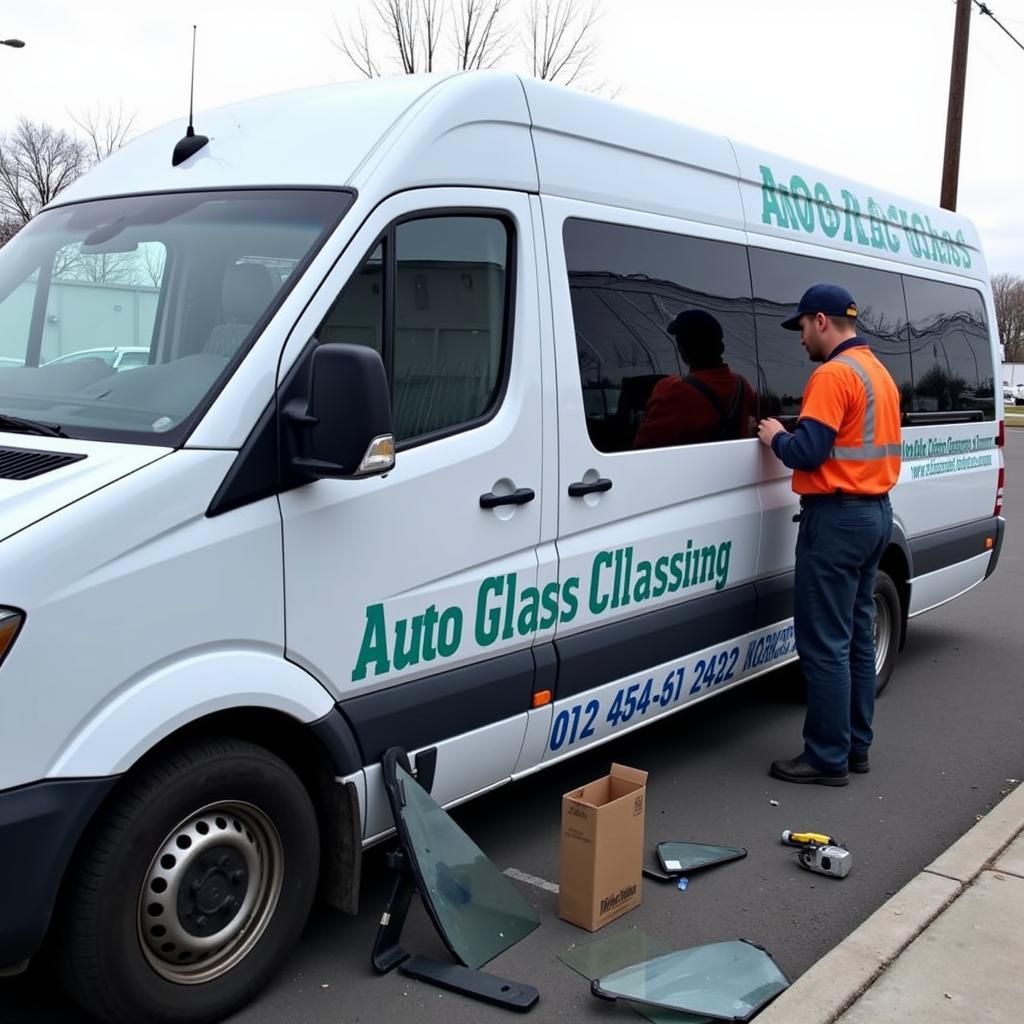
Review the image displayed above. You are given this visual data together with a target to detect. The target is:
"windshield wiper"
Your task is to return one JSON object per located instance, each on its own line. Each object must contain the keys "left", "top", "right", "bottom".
{"left": 0, "top": 413, "right": 69, "bottom": 438}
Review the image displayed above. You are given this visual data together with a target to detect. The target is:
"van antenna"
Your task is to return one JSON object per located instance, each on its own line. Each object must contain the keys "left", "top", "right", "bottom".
{"left": 172, "top": 25, "right": 209, "bottom": 166}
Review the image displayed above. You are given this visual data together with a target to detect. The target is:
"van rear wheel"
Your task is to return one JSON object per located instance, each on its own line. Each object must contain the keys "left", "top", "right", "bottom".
{"left": 58, "top": 737, "right": 319, "bottom": 1024}
{"left": 874, "top": 569, "right": 901, "bottom": 696}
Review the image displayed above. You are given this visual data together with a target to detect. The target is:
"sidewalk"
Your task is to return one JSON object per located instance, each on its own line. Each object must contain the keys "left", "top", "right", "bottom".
{"left": 755, "top": 779, "right": 1024, "bottom": 1024}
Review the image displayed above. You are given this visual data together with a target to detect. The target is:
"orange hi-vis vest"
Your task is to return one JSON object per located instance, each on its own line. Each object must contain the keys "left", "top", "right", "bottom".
{"left": 793, "top": 345, "right": 902, "bottom": 496}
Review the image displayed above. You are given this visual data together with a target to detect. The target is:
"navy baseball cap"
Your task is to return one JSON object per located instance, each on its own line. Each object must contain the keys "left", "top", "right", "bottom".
{"left": 781, "top": 284, "right": 859, "bottom": 330}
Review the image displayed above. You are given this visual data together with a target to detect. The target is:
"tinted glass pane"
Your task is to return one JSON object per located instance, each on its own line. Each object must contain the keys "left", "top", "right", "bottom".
{"left": 564, "top": 219, "right": 758, "bottom": 452}
{"left": 394, "top": 763, "right": 539, "bottom": 969}
{"left": 318, "top": 243, "right": 384, "bottom": 353}
{"left": 657, "top": 842, "right": 746, "bottom": 873}
{"left": 903, "top": 276, "right": 995, "bottom": 419}
{"left": 561, "top": 934, "right": 712, "bottom": 1023}
{"left": 394, "top": 217, "right": 508, "bottom": 441}
{"left": 594, "top": 940, "right": 789, "bottom": 1020}
{"left": 561, "top": 931, "right": 671, "bottom": 981}
{"left": 749, "top": 248, "right": 914, "bottom": 417}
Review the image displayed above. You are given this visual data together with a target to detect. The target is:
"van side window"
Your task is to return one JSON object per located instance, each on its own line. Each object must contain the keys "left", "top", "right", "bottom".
{"left": 394, "top": 217, "right": 508, "bottom": 440}
{"left": 903, "top": 276, "right": 995, "bottom": 419}
{"left": 563, "top": 219, "right": 758, "bottom": 453}
{"left": 317, "top": 216, "right": 510, "bottom": 443}
{"left": 749, "top": 248, "right": 914, "bottom": 418}
{"left": 319, "top": 244, "right": 384, "bottom": 354}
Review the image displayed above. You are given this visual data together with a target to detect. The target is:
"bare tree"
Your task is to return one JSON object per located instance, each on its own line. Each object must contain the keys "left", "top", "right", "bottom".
{"left": 524, "top": 0, "right": 601, "bottom": 87}
{"left": 336, "top": 1, "right": 617, "bottom": 83}
{"left": 70, "top": 103, "right": 137, "bottom": 165}
{"left": 335, "top": 0, "right": 447, "bottom": 75}
{"left": 993, "top": 272, "right": 1024, "bottom": 364}
{"left": 453, "top": 0, "right": 511, "bottom": 70}
{"left": 334, "top": 12, "right": 383, "bottom": 77}
{"left": 0, "top": 118, "right": 86, "bottom": 240}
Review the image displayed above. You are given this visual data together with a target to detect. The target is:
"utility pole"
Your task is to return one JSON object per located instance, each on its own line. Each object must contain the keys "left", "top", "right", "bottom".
{"left": 941, "top": 0, "right": 972, "bottom": 211}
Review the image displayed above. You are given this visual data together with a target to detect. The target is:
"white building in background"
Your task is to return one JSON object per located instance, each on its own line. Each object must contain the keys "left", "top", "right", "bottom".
{"left": 1003, "top": 362, "right": 1024, "bottom": 403}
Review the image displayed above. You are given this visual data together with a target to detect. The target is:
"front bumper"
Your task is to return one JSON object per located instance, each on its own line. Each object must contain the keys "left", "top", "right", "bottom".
{"left": 0, "top": 776, "right": 116, "bottom": 967}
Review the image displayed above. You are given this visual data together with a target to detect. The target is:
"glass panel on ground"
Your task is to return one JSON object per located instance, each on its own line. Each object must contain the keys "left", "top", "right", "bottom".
{"left": 561, "top": 931, "right": 714, "bottom": 1024}
{"left": 394, "top": 763, "right": 539, "bottom": 970}
{"left": 593, "top": 939, "right": 789, "bottom": 1021}
{"left": 656, "top": 842, "right": 746, "bottom": 874}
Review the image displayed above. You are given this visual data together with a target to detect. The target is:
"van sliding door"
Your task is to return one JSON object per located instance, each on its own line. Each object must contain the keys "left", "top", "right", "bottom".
{"left": 539, "top": 199, "right": 762, "bottom": 763}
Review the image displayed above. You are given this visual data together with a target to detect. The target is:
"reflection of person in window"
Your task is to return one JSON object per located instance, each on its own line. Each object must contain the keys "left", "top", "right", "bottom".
{"left": 633, "top": 309, "right": 756, "bottom": 448}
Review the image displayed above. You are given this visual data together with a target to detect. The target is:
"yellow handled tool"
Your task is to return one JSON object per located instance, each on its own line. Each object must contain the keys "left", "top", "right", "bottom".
{"left": 781, "top": 830, "right": 840, "bottom": 848}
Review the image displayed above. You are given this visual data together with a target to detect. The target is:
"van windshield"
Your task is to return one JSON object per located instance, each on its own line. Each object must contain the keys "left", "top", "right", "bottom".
{"left": 0, "top": 189, "right": 350, "bottom": 444}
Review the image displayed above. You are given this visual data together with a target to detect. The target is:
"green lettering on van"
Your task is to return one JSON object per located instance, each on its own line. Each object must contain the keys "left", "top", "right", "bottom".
{"left": 352, "top": 603, "right": 391, "bottom": 681}
{"left": 758, "top": 164, "right": 968, "bottom": 267}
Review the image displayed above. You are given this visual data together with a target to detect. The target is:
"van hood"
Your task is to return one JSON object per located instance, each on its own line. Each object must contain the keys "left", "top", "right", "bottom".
{"left": 0, "top": 435, "right": 170, "bottom": 542}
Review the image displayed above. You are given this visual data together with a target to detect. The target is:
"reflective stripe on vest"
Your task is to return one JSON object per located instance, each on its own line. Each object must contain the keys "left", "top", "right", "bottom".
{"left": 829, "top": 354, "right": 900, "bottom": 461}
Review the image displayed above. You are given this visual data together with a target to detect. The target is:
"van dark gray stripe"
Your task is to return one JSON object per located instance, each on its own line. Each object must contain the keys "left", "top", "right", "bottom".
{"left": 338, "top": 649, "right": 535, "bottom": 765}
{"left": 553, "top": 584, "right": 755, "bottom": 700}
{"left": 908, "top": 516, "right": 999, "bottom": 577}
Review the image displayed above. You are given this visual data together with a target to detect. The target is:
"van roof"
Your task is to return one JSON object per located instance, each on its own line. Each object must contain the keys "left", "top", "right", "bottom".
{"left": 55, "top": 71, "right": 985, "bottom": 280}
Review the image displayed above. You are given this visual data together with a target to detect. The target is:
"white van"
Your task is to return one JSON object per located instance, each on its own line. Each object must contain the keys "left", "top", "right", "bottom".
{"left": 0, "top": 72, "right": 1005, "bottom": 1022}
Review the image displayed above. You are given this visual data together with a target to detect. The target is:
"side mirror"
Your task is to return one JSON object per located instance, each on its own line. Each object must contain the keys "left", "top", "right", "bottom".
{"left": 287, "top": 343, "right": 395, "bottom": 479}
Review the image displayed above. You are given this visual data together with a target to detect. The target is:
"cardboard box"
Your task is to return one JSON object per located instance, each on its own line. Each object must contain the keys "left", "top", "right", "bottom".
{"left": 558, "top": 763, "right": 647, "bottom": 931}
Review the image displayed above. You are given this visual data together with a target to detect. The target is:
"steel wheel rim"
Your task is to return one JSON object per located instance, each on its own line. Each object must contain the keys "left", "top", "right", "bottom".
{"left": 138, "top": 801, "right": 284, "bottom": 984}
{"left": 874, "top": 592, "right": 892, "bottom": 676}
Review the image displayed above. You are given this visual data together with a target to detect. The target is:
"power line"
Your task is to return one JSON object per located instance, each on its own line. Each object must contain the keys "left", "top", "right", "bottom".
{"left": 973, "top": 2, "right": 1024, "bottom": 52}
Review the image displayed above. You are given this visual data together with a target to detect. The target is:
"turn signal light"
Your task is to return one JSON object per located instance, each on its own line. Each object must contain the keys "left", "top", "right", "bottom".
{"left": 0, "top": 608, "right": 25, "bottom": 668}
{"left": 532, "top": 690, "right": 552, "bottom": 709}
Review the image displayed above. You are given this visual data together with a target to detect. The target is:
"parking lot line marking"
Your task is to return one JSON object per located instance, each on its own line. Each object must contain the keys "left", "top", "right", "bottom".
{"left": 504, "top": 867, "right": 560, "bottom": 893}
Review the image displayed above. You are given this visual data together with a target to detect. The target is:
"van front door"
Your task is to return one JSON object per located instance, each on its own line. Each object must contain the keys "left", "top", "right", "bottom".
{"left": 278, "top": 190, "right": 549, "bottom": 838}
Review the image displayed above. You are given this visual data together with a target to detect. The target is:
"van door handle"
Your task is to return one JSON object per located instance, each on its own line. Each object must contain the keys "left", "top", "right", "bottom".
{"left": 568, "top": 477, "right": 612, "bottom": 497}
{"left": 479, "top": 487, "right": 536, "bottom": 509}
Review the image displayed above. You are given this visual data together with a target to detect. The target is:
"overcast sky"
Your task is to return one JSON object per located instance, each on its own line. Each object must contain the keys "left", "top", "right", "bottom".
{"left": 3, "top": 0, "right": 1023, "bottom": 274}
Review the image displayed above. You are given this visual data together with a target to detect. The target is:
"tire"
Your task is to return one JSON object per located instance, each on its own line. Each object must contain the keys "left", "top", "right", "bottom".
{"left": 58, "top": 737, "right": 319, "bottom": 1024}
{"left": 873, "top": 569, "right": 901, "bottom": 696}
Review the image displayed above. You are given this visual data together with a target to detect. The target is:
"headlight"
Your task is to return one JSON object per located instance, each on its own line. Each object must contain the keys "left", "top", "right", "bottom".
{"left": 0, "top": 608, "right": 24, "bottom": 668}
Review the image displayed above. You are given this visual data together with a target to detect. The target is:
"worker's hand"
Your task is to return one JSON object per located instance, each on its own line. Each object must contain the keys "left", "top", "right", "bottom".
{"left": 757, "top": 418, "right": 785, "bottom": 448}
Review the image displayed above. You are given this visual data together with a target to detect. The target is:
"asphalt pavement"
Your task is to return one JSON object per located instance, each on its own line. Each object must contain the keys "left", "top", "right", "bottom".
{"left": 5, "top": 430, "right": 1021, "bottom": 1023}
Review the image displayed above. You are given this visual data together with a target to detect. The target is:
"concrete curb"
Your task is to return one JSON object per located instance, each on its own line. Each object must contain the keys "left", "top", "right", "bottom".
{"left": 754, "top": 782, "right": 1024, "bottom": 1024}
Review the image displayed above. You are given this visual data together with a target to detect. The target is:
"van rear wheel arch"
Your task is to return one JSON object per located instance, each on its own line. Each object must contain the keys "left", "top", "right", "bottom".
{"left": 878, "top": 541, "right": 910, "bottom": 652}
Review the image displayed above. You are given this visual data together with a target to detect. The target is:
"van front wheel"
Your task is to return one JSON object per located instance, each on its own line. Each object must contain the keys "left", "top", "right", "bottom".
{"left": 874, "top": 569, "right": 901, "bottom": 696}
{"left": 59, "top": 738, "right": 319, "bottom": 1024}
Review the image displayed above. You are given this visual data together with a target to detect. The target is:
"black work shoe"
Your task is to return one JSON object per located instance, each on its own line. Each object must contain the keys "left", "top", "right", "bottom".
{"left": 849, "top": 753, "right": 870, "bottom": 774}
{"left": 769, "top": 755, "right": 849, "bottom": 787}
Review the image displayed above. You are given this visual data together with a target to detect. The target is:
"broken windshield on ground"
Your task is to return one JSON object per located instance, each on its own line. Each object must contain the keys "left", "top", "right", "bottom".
{"left": 656, "top": 842, "right": 747, "bottom": 874}
{"left": 393, "top": 762, "right": 540, "bottom": 969}
{"left": 592, "top": 939, "right": 789, "bottom": 1021}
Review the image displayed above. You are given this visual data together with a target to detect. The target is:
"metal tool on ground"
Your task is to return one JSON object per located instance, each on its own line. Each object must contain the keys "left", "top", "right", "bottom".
{"left": 797, "top": 844, "right": 852, "bottom": 878}
{"left": 782, "top": 829, "right": 841, "bottom": 849}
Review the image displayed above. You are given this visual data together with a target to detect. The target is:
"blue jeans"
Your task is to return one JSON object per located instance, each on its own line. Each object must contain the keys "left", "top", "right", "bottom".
{"left": 793, "top": 494, "right": 893, "bottom": 772}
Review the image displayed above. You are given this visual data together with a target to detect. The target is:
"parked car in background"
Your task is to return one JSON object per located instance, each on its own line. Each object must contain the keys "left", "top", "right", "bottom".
{"left": 42, "top": 346, "right": 150, "bottom": 371}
